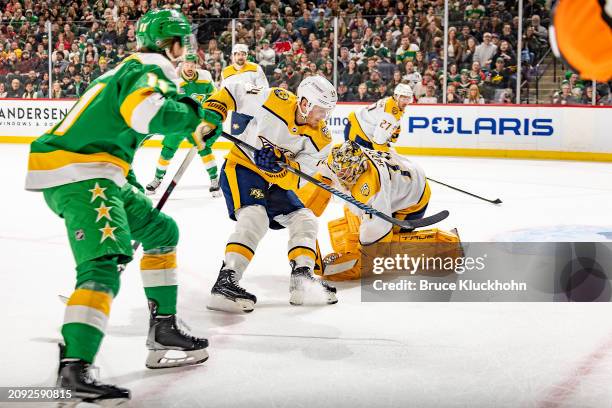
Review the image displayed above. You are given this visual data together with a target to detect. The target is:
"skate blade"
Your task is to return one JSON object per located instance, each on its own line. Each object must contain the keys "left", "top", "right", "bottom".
{"left": 290, "top": 281, "right": 339, "bottom": 306}
{"left": 145, "top": 190, "right": 157, "bottom": 196}
{"left": 146, "top": 348, "right": 209, "bottom": 369}
{"left": 57, "top": 396, "right": 129, "bottom": 407}
{"left": 210, "top": 191, "right": 222, "bottom": 198}
{"left": 206, "top": 294, "right": 255, "bottom": 313}
{"left": 289, "top": 289, "right": 305, "bottom": 306}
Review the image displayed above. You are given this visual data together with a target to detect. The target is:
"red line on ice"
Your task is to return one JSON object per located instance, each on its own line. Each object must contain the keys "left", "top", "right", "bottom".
{"left": 537, "top": 332, "right": 612, "bottom": 408}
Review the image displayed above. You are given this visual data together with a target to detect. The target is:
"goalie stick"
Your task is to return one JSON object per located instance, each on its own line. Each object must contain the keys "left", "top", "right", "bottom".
{"left": 426, "top": 177, "right": 502, "bottom": 205}
{"left": 59, "top": 147, "right": 198, "bottom": 304}
{"left": 221, "top": 132, "right": 449, "bottom": 230}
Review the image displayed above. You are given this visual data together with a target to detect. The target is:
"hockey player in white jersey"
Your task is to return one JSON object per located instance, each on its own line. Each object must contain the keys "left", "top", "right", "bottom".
{"left": 317, "top": 141, "right": 461, "bottom": 280}
{"left": 193, "top": 75, "right": 338, "bottom": 312}
{"left": 344, "top": 83, "right": 413, "bottom": 152}
{"left": 221, "top": 43, "right": 269, "bottom": 136}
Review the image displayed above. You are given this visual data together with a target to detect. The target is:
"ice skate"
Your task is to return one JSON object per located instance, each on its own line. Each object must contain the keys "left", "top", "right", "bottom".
{"left": 209, "top": 177, "right": 221, "bottom": 197}
{"left": 207, "top": 264, "right": 257, "bottom": 313}
{"left": 145, "top": 177, "right": 162, "bottom": 195}
{"left": 146, "top": 301, "right": 209, "bottom": 369}
{"left": 289, "top": 263, "right": 338, "bottom": 306}
{"left": 56, "top": 344, "right": 130, "bottom": 407}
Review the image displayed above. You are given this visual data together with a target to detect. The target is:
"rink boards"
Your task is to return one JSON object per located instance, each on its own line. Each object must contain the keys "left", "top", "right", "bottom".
{"left": 0, "top": 99, "right": 610, "bottom": 161}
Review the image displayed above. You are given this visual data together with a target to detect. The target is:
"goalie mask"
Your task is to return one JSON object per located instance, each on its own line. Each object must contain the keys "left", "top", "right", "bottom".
{"left": 328, "top": 141, "right": 368, "bottom": 188}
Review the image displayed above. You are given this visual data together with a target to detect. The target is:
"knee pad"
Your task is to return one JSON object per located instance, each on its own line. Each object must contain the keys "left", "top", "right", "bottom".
{"left": 283, "top": 208, "right": 318, "bottom": 241}
{"left": 146, "top": 213, "right": 179, "bottom": 250}
{"left": 75, "top": 255, "right": 121, "bottom": 296}
{"left": 232, "top": 205, "right": 269, "bottom": 248}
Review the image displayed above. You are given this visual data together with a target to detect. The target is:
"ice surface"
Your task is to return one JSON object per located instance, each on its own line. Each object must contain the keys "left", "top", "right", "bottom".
{"left": 2, "top": 144, "right": 612, "bottom": 407}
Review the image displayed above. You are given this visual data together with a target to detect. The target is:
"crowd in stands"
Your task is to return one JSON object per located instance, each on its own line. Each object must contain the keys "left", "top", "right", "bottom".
{"left": 1, "top": 0, "right": 611, "bottom": 104}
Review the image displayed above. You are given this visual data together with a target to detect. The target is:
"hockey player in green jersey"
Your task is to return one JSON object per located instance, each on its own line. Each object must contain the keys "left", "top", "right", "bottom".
{"left": 25, "top": 9, "right": 220, "bottom": 405}
{"left": 146, "top": 53, "right": 221, "bottom": 196}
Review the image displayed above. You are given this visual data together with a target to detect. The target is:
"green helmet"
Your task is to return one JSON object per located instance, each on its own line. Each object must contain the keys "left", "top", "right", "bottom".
{"left": 136, "top": 9, "right": 192, "bottom": 53}
{"left": 184, "top": 53, "right": 198, "bottom": 62}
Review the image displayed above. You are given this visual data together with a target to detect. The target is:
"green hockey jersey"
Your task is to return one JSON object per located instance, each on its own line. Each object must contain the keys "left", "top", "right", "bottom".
{"left": 25, "top": 52, "right": 202, "bottom": 191}
{"left": 178, "top": 68, "right": 216, "bottom": 106}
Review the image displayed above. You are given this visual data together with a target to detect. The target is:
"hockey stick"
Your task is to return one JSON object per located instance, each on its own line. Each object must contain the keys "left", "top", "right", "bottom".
{"left": 426, "top": 177, "right": 502, "bottom": 205}
{"left": 221, "top": 132, "right": 449, "bottom": 230}
{"left": 59, "top": 147, "right": 198, "bottom": 304}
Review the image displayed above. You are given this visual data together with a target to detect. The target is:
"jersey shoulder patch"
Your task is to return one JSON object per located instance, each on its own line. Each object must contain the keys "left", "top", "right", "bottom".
{"left": 262, "top": 87, "right": 297, "bottom": 126}
{"left": 351, "top": 164, "right": 381, "bottom": 204}
{"left": 384, "top": 97, "right": 402, "bottom": 119}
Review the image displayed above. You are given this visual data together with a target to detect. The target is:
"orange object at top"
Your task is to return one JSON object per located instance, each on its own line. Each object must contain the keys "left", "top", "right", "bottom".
{"left": 551, "top": 0, "right": 612, "bottom": 81}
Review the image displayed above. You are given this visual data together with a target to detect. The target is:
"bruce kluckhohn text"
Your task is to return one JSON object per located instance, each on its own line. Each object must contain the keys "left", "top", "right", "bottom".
{"left": 372, "top": 279, "right": 528, "bottom": 292}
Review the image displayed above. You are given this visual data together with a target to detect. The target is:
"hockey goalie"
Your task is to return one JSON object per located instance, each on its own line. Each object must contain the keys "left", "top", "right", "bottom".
{"left": 314, "top": 141, "right": 462, "bottom": 281}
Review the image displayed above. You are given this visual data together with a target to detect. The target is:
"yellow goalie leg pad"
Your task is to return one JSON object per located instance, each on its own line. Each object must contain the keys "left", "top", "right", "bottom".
{"left": 327, "top": 206, "right": 360, "bottom": 254}
{"left": 322, "top": 226, "right": 463, "bottom": 281}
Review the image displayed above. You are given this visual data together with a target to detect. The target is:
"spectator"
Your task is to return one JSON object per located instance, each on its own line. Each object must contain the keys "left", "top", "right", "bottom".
{"left": 337, "top": 81, "right": 351, "bottom": 102}
{"left": 447, "top": 63, "right": 461, "bottom": 87}
{"left": 0, "top": 82, "right": 8, "bottom": 98}
{"left": 256, "top": 39, "right": 275, "bottom": 68}
{"left": 552, "top": 82, "right": 580, "bottom": 105}
{"left": 473, "top": 32, "right": 497, "bottom": 70}
{"left": 500, "top": 23, "right": 516, "bottom": 48}
{"left": 365, "top": 35, "right": 391, "bottom": 62}
{"left": 100, "top": 40, "right": 118, "bottom": 66}
{"left": 402, "top": 60, "right": 422, "bottom": 88}
{"left": 493, "top": 40, "right": 517, "bottom": 72}
{"left": 465, "top": 0, "right": 486, "bottom": 20}
{"left": 581, "top": 86, "right": 600, "bottom": 105}
{"left": 469, "top": 61, "right": 485, "bottom": 86}
{"left": 339, "top": 59, "right": 362, "bottom": 93}
{"left": 460, "top": 36, "right": 477, "bottom": 69}
{"left": 395, "top": 35, "right": 419, "bottom": 64}
{"left": 487, "top": 58, "right": 512, "bottom": 90}
{"left": 283, "top": 64, "right": 301, "bottom": 92}
{"left": 351, "top": 82, "right": 375, "bottom": 102}
{"left": 269, "top": 68, "right": 283, "bottom": 87}
{"left": 366, "top": 70, "right": 384, "bottom": 95}
{"left": 338, "top": 47, "right": 351, "bottom": 70}
{"left": 418, "top": 83, "right": 438, "bottom": 104}
{"left": 7, "top": 78, "right": 22, "bottom": 97}
{"left": 349, "top": 41, "right": 365, "bottom": 65}
{"left": 464, "top": 84, "right": 485, "bottom": 104}
{"left": 34, "top": 81, "right": 48, "bottom": 98}
{"left": 69, "top": 72, "right": 87, "bottom": 98}
{"left": 413, "top": 72, "right": 434, "bottom": 99}
{"left": 447, "top": 27, "right": 463, "bottom": 65}
{"left": 530, "top": 15, "right": 548, "bottom": 44}
{"left": 50, "top": 81, "right": 63, "bottom": 98}
{"left": 446, "top": 84, "right": 460, "bottom": 104}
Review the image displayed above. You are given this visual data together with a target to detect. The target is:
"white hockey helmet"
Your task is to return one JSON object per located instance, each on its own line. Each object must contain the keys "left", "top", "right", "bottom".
{"left": 394, "top": 83, "right": 413, "bottom": 100}
{"left": 296, "top": 75, "right": 338, "bottom": 120}
{"left": 232, "top": 43, "right": 249, "bottom": 55}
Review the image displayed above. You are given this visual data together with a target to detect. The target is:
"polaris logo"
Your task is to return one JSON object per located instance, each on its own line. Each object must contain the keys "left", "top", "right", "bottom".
{"left": 408, "top": 117, "right": 554, "bottom": 136}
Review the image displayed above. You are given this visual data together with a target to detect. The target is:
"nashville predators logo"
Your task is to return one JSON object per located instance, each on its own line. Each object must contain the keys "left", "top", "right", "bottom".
{"left": 360, "top": 183, "right": 370, "bottom": 197}
{"left": 274, "top": 88, "right": 290, "bottom": 100}
{"left": 392, "top": 107, "right": 399, "bottom": 115}
{"left": 249, "top": 188, "right": 265, "bottom": 199}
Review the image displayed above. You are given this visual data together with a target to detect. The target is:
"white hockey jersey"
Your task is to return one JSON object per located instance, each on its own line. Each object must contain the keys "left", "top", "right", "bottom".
{"left": 202, "top": 84, "right": 332, "bottom": 191}
{"left": 347, "top": 96, "right": 404, "bottom": 149}
{"left": 320, "top": 148, "right": 428, "bottom": 245}
{"left": 221, "top": 61, "right": 269, "bottom": 88}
